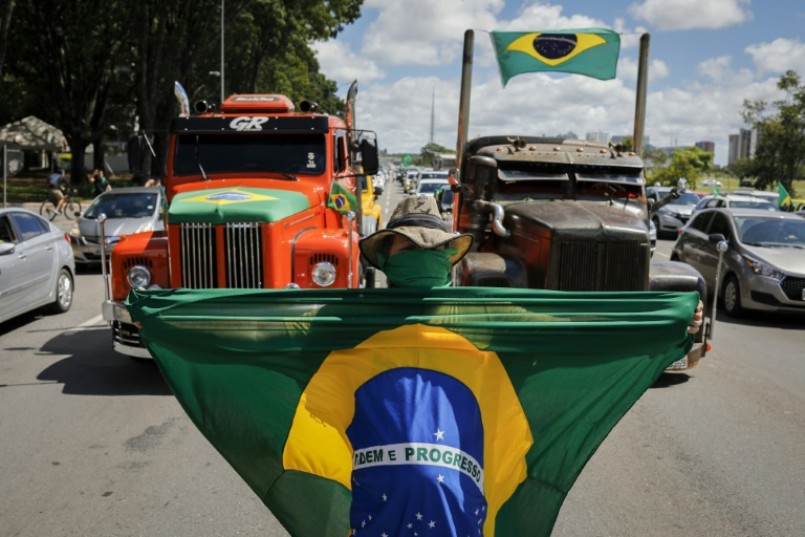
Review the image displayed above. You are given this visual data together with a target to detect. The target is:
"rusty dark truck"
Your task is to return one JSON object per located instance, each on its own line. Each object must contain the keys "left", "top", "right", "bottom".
{"left": 448, "top": 31, "right": 710, "bottom": 370}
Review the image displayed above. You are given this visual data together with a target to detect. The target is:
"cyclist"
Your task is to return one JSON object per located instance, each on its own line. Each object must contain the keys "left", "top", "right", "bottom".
{"left": 47, "top": 167, "right": 70, "bottom": 213}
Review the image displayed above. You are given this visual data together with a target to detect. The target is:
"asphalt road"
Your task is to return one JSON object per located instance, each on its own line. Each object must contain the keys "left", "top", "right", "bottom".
{"left": 1, "top": 187, "right": 804, "bottom": 536}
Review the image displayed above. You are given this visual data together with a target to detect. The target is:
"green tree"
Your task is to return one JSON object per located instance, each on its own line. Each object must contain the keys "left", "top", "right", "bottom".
{"left": 0, "top": 0, "right": 15, "bottom": 77}
{"left": 742, "top": 70, "right": 805, "bottom": 194}
{"left": 646, "top": 146, "right": 713, "bottom": 188}
{"left": 6, "top": 0, "right": 131, "bottom": 184}
{"left": 419, "top": 143, "right": 454, "bottom": 167}
{"left": 1, "top": 0, "right": 364, "bottom": 183}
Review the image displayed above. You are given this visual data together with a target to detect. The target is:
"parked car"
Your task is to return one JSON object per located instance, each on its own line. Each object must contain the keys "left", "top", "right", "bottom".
{"left": 415, "top": 175, "right": 450, "bottom": 196}
{"left": 0, "top": 207, "right": 75, "bottom": 323}
{"left": 693, "top": 193, "right": 777, "bottom": 213}
{"left": 650, "top": 190, "right": 701, "bottom": 238}
{"left": 700, "top": 178, "right": 722, "bottom": 188}
{"left": 749, "top": 190, "right": 781, "bottom": 206}
{"left": 671, "top": 208, "right": 805, "bottom": 317}
{"left": 69, "top": 187, "right": 166, "bottom": 266}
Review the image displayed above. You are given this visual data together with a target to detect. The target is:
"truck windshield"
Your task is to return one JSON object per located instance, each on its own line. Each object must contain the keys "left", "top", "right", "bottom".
{"left": 173, "top": 133, "right": 326, "bottom": 176}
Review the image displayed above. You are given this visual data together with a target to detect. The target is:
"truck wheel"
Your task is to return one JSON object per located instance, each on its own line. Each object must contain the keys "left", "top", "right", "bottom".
{"left": 49, "top": 268, "right": 74, "bottom": 313}
{"left": 722, "top": 275, "right": 744, "bottom": 317}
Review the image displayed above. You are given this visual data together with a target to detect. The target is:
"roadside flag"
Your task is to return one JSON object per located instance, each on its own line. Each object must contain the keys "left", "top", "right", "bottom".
{"left": 127, "top": 287, "right": 697, "bottom": 537}
{"left": 713, "top": 183, "right": 722, "bottom": 195}
{"left": 777, "top": 182, "right": 792, "bottom": 211}
{"left": 327, "top": 181, "right": 357, "bottom": 214}
{"left": 490, "top": 28, "right": 621, "bottom": 86}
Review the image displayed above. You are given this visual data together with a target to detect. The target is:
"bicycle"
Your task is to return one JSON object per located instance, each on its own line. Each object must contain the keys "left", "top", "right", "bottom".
{"left": 40, "top": 188, "right": 82, "bottom": 221}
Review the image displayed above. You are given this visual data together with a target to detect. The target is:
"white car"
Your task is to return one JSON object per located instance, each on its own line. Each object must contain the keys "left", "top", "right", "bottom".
{"left": 0, "top": 208, "right": 75, "bottom": 323}
{"left": 70, "top": 187, "right": 166, "bottom": 266}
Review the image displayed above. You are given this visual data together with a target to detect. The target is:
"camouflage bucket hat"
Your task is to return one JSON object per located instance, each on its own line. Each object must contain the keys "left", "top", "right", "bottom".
{"left": 359, "top": 195, "right": 473, "bottom": 269}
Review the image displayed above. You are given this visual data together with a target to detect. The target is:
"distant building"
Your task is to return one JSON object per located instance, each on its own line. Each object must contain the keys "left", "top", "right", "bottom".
{"left": 695, "top": 141, "right": 715, "bottom": 153}
{"left": 727, "top": 128, "right": 758, "bottom": 165}
{"left": 585, "top": 131, "right": 610, "bottom": 144}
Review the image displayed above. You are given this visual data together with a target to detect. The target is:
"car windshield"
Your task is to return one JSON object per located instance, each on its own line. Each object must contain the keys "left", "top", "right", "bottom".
{"left": 669, "top": 192, "right": 701, "bottom": 205}
{"left": 418, "top": 181, "right": 448, "bottom": 194}
{"left": 85, "top": 193, "right": 159, "bottom": 219}
{"left": 174, "top": 132, "right": 326, "bottom": 176}
{"left": 735, "top": 216, "right": 805, "bottom": 247}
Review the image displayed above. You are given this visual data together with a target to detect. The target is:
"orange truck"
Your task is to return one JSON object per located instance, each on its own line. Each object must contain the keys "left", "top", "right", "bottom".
{"left": 102, "top": 90, "right": 379, "bottom": 358}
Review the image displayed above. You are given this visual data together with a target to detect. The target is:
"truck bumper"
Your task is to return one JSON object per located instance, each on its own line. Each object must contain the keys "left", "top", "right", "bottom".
{"left": 102, "top": 300, "right": 152, "bottom": 359}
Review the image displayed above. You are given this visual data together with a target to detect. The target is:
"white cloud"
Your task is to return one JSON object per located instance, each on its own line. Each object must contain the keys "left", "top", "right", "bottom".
{"left": 361, "top": 0, "right": 503, "bottom": 66}
{"left": 317, "top": 0, "right": 788, "bottom": 166}
{"left": 745, "top": 38, "right": 805, "bottom": 74}
{"left": 313, "top": 40, "right": 385, "bottom": 84}
{"left": 629, "top": 0, "right": 752, "bottom": 31}
{"left": 618, "top": 58, "right": 670, "bottom": 82}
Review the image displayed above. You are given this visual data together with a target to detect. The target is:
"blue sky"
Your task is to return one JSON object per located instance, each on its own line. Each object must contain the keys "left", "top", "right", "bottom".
{"left": 314, "top": 0, "right": 805, "bottom": 166}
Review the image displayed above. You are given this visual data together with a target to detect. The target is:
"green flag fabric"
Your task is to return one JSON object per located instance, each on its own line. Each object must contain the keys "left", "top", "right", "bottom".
{"left": 777, "top": 182, "right": 792, "bottom": 211}
{"left": 328, "top": 181, "right": 358, "bottom": 214}
{"left": 490, "top": 28, "right": 621, "bottom": 86}
{"left": 127, "top": 287, "right": 696, "bottom": 537}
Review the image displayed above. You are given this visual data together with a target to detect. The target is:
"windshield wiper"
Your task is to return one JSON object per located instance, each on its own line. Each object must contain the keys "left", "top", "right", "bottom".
{"left": 195, "top": 135, "right": 209, "bottom": 181}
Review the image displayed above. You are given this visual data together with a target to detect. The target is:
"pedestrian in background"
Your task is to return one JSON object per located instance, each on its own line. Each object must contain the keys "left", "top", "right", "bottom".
{"left": 90, "top": 169, "right": 111, "bottom": 196}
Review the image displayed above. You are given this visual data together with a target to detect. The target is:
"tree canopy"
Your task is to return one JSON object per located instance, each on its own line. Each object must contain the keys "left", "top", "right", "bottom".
{"left": 742, "top": 70, "right": 805, "bottom": 195}
{"left": 0, "top": 0, "right": 362, "bottom": 182}
{"left": 646, "top": 146, "right": 713, "bottom": 189}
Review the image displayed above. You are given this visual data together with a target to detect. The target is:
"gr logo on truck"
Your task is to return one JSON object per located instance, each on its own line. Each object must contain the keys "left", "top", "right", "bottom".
{"left": 230, "top": 116, "right": 269, "bottom": 131}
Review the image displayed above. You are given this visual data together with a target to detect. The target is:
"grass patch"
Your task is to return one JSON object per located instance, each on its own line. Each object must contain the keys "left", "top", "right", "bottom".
{"left": 2, "top": 171, "right": 137, "bottom": 203}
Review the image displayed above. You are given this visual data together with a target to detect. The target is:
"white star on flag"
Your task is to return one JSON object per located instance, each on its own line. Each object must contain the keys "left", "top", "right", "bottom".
{"left": 437, "top": 474, "right": 445, "bottom": 483}
{"left": 434, "top": 428, "right": 445, "bottom": 441}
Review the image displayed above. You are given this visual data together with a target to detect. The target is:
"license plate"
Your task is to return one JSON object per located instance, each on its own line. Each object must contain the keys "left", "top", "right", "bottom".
{"left": 667, "top": 356, "right": 688, "bottom": 370}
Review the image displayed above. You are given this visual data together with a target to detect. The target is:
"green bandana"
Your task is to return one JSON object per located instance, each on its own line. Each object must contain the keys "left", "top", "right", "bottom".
{"left": 377, "top": 247, "right": 458, "bottom": 288}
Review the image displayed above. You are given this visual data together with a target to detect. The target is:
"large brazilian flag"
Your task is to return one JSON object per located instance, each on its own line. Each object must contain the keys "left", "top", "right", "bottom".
{"left": 127, "top": 287, "right": 697, "bottom": 537}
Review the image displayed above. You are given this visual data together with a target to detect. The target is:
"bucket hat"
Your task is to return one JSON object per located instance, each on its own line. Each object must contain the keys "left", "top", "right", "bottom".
{"left": 359, "top": 195, "right": 473, "bottom": 269}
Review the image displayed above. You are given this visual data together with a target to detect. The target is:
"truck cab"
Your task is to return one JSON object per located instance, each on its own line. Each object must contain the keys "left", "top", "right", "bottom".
{"left": 452, "top": 135, "right": 708, "bottom": 369}
{"left": 102, "top": 93, "right": 378, "bottom": 358}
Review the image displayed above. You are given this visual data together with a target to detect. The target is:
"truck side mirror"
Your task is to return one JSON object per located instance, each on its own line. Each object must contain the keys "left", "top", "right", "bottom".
{"left": 360, "top": 138, "right": 379, "bottom": 175}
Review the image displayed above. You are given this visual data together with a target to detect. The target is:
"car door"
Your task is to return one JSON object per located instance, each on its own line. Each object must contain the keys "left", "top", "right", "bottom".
{"left": 0, "top": 214, "right": 31, "bottom": 320}
{"left": 697, "top": 212, "right": 732, "bottom": 288}
{"left": 676, "top": 211, "right": 714, "bottom": 278}
{"left": 8, "top": 212, "right": 58, "bottom": 309}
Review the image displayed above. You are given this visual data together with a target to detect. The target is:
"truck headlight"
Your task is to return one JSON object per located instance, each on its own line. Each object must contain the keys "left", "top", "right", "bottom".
{"left": 127, "top": 265, "right": 152, "bottom": 289}
{"left": 311, "top": 261, "right": 336, "bottom": 287}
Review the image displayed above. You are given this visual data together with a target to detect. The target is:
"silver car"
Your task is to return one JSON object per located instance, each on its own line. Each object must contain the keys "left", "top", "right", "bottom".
{"left": 651, "top": 191, "right": 701, "bottom": 238}
{"left": 671, "top": 208, "right": 805, "bottom": 317}
{"left": 70, "top": 187, "right": 165, "bottom": 266}
{"left": 0, "top": 208, "right": 75, "bottom": 323}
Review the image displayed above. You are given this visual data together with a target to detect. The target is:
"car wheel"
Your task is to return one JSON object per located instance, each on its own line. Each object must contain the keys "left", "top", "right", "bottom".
{"left": 722, "top": 274, "right": 744, "bottom": 318}
{"left": 49, "top": 268, "right": 74, "bottom": 313}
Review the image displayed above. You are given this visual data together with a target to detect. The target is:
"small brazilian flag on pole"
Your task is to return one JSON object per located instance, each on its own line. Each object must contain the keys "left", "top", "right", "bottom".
{"left": 777, "top": 181, "right": 792, "bottom": 211}
{"left": 328, "top": 181, "right": 358, "bottom": 214}
{"left": 490, "top": 28, "right": 621, "bottom": 86}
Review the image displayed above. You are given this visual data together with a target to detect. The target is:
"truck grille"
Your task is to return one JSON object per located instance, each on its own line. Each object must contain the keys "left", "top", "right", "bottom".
{"left": 556, "top": 240, "right": 646, "bottom": 291}
{"left": 179, "top": 222, "right": 264, "bottom": 288}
